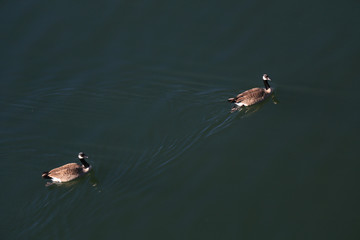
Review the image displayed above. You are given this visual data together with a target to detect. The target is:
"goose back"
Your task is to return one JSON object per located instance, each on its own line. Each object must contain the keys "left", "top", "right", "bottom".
{"left": 47, "top": 163, "right": 90, "bottom": 182}
{"left": 230, "top": 87, "right": 270, "bottom": 106}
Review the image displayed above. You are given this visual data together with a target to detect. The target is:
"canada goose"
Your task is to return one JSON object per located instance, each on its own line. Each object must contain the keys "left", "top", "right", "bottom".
{"left": 42, "top": 152, "right": 92, "bottom": 183}
{"left": 228, "top": 74, "right": 273, "bottom": 107}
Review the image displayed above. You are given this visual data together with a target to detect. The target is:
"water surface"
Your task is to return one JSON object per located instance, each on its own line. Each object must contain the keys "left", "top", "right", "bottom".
{"left": 1, "top": 0, "right": 360, "bottom": 239}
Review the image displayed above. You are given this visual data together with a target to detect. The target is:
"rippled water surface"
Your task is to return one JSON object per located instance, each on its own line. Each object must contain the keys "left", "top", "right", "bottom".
{"left": 1, "top": 0, "right": 360, "bottom": 239}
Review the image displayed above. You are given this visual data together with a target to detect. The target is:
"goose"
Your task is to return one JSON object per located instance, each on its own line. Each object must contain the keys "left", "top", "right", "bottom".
{"left": 42, "top": 152, "right": 92, "bottom": 183}
{"left": 228, "top": 74, "right": 273, "bottom": 107}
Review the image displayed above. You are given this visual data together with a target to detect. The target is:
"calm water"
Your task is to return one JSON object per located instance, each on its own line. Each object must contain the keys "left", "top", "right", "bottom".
{"left": 1, "top": 0, "right": 360, "bottom": 239}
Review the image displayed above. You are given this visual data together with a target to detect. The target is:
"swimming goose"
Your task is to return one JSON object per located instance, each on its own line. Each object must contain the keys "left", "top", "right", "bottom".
{"left": 228, "top": 74, "right": 273, "bottom": 107}
{"left": 42, "top": 152, "right": 92, "bottom": 183}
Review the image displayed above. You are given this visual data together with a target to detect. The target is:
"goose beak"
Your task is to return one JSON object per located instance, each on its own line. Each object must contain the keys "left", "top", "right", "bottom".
{"left": 84, "top": 155, "right": 89, "bottom": 158}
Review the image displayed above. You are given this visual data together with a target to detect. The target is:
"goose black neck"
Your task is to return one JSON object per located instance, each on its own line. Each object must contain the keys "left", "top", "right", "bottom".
{"left": 79, "top": 158, "right": 90, "bottom": 168}
{"left": 263, "top": 80, "right": 271, "bottom": 90}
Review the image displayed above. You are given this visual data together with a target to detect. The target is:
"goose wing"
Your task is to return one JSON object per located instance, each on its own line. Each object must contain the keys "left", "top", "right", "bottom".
{"left": 233, "top": 88, "right": 266, "bottom": 103}
{"left": 48, "top": 163, "right": 84, "bottom": 181}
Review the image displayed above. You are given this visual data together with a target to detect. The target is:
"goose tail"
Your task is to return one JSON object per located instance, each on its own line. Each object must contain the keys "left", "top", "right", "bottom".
{"left": 228, "top": 97, "right": 236, "bottom": 103}
{"left": 42, "top": 171, "right": 52, "bottom": 179}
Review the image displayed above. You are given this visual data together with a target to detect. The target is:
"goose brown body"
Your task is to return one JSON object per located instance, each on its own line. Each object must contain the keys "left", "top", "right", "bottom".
{"left": 43, "top": 163, "right": 90, "bottom": 182}
{"left": 228, "top": 74, "right": 273, "bottom": 107}
{"left": 228, "top": 87, "right": 271, "bottom": 106}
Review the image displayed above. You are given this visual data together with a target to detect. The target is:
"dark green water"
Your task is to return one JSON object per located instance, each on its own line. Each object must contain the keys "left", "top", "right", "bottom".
{"left": 1, "top": 0, "right": 360, "bottom": 239}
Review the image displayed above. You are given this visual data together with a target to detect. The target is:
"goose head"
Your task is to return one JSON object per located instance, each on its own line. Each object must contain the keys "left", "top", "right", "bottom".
{"left": 78, "top": 152, "right": 88, "bottom": 159}
{"left": 263, "top": 74, "right": 271, "bottom": 81}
